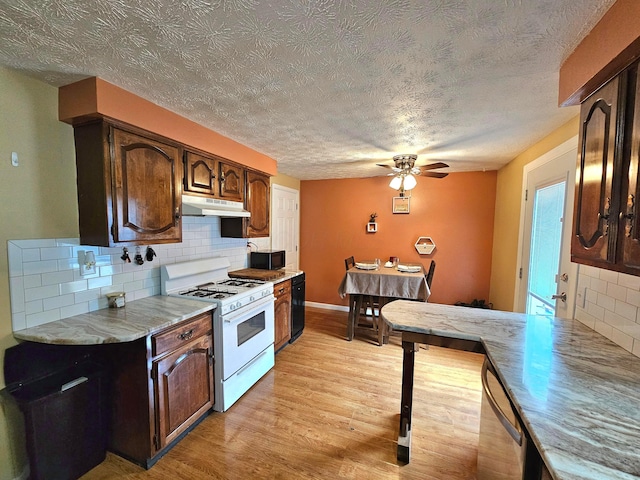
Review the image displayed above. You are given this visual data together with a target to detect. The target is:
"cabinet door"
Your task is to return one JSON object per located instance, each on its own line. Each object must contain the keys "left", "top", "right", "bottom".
{"left": 219, "top": 162, "right": 244, "bottom": 202}
{"left": 246, "top": 171, "right": 270, "bottom": 237}
{"left": 274, "top": 280, "right": 292, "bottom": 351}
{"left": 111, "top": 128, "right": 182, "bottom": 244}
{"left": 153, "top": 334, "right": 213, "bottom": 450}
{"left": 184, "top": 151, "right": 217, "bottom": 195}
{"left": 623, "top": 68, "right": 640, "bottom": 269}
{"left": 572, "top": 75, "right": 622, "bottom": 266}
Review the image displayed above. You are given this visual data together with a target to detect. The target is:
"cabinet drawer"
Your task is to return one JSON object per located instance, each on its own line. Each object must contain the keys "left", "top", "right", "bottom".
{"left": 274, "top": 280, "right": 291, "bottom": 298}
{"left": 152, "top": 313, "right": 212, "bottom": 357}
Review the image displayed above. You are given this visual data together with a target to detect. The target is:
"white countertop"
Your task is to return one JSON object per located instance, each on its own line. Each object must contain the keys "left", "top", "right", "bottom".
{"left": 13, "top": 296, "right": 216, "bottom": 345}
{"left": 381, "top": 301, "right": 640, "bottom": 480}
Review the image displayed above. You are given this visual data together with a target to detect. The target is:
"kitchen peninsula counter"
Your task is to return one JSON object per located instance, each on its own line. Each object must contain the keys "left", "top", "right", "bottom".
{"left": 13, "top": 296, "right": 215, "bottom": 345}
{"left": 381, "top": 301, "right": 640, "bottom": 480}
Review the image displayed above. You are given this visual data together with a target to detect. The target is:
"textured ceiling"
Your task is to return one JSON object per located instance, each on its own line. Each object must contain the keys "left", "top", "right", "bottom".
{"left": 0, "top": 0, "right": 616, "bottom": 180}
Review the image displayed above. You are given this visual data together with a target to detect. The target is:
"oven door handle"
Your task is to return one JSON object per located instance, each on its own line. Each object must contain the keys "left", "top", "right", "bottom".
{"left": 223, "top": 294, "right": 275, "bottom": 324}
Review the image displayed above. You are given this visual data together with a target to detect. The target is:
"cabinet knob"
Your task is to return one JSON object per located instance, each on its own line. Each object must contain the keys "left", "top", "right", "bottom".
{"left": 178, "top": 329, "right": 194, "bottom": 341}
{"left": 621, "top": 194, "right": 635, "bottom": 237}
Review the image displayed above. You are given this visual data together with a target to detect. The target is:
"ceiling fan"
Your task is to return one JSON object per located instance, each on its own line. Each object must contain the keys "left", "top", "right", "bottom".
{"left": 377, "top": 154, "right": 448, "bottom": 195}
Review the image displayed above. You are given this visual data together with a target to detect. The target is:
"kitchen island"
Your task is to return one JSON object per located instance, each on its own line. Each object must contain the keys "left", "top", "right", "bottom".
{"left": 381, "top": 301, "right": 640, "bottom": 480}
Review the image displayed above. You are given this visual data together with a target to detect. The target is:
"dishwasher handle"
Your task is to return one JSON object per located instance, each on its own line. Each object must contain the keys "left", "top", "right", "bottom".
{"left": 481, "top": 358, "right": 522, "bottom": 446}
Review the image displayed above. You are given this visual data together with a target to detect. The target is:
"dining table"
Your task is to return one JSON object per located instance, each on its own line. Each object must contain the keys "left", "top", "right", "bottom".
{"left": 338, "top": 261, "right": 430, "bottom": 345}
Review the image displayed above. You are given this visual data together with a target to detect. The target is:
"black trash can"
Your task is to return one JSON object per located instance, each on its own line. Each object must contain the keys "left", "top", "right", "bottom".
{"left": 4, "top": 343, "right": 108, "bottom": 480}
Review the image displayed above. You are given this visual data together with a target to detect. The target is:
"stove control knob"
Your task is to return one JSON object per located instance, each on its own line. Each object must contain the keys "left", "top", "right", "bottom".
{"left": 229, "top": 304, "right": 235, "bottom": 311}
{"left": 250, "top": 296, "right": 255, "bottom": 302}
{"left": 235, "top": 301, "right": 242, "bottom": 309}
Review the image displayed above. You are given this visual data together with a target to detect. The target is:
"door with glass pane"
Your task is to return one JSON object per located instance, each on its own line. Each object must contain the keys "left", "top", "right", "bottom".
{"left": 518, "top": 142, "right": 577, "bottom": 319}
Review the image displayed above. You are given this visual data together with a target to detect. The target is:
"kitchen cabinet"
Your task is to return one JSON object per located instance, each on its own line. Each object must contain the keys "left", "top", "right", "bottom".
{"left": 572, "top": 60, "right": 640, "bottom": 273}
{"left": 184, "top": 150, "right": 218, "bottom": 196}
{"left": 274, "top": 279, "right": 292, "bottom": 352}
{"left": 183, "top": 150, "right": 244, "bottom": 202}
{"left": 219, "top": 161, "right": 244, "bottom": 202}
{"left": 106, "top": 312, "right": 214, "bottom": 467}
{"left": 73, "top": 120, "right": 182, "bottom": 246}
{"left": 221, "top": 170, "right": 271, "bottom": 238}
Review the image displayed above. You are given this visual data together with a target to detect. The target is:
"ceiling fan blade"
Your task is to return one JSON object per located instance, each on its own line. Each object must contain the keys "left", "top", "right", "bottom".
{"left": 420, "top": 162, "right": 449, "bottom": 171}
{"left": 376, "top": 163, "right": 394, "bottom": 169}
{"left": 421, "top": 172, "right": 449, "bottom": 179}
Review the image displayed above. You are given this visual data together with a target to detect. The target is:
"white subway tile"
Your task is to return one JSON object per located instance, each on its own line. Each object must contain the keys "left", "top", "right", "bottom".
{"left": 43, "top": 294, "right": 75, "bottom": 310}
{"left": 12, "top": 239, "right": 56, "bottom": 248}
{"left": 12, "top": 312, "right": 26, "bottom": 331}
{"left": 627, "top": 289, "right": 640, "bottom": 307}
{"left": 22, "top": 248, "right": 42, "bottom": 262}
{"left": 585, "top": 288, "right": 598, "bottom": 304}
{"left": 586, "top": 301, "right": 605, "bottom": 320}
{"left": 632, "top": 339, "right": 640, "bottom": 358}
{"left": 607, "top": 283, "right": 627, "bottom": 302}
{"left": 611, "top": 328, "right": 634, "bottom": 352}
{"left": 26, "top": 309, "right": 61, "bottom": 328}
{"left": 22, "top": 275, "right": 42, "bottom": 289}
{"left": 604, "top": 309, "right": 629, "bottom": 330}
{"left": 590, "top": 278, "right": 608, "bottom": 294}
{"left": 88, "top": 276, "right": 113, "bottom": 289}
{"left": 619, "top": 273, "right": 640, "bottom": 291}
{"left": 60, "top": 302, "right": 89, "bottom": 318}
{"left": 40, "top": 246, "right": 73, "bottom": 260}
{"left": 41, "top": 270, "right": 75, "bottom": 286}
{"left": 74, "top": 288, "right": 101, "bottom": 303}
{"left": 124, "top": 280, "right": 145, "bottom": 293}
{"left": 24, "top": 284, "right": 59, "bottom": 302}
{"left": 594, "top": 320, "right": 613, "bottom": 339}
{"left": 25, "top": 300, "right": 43, "bottom": 315}
{"left": 23, "top": 259, "right": 59, "bottom": 276}
{"left": 596, "top": 293, "right": 616, "bottom": 312}
{"left": 614, "top": 300, "right": 638, "bottom": 321}
{"left": 7, "top": 242, "right": 23, "bottom": 276}
{"left": 599, "top": 269, "right": 619, "bottom": 284}
{"left": 575, "top": 308, "right": 597, "bottom": 329}
{"left": 60, "top": 279, "right": 88, "bottom": 295}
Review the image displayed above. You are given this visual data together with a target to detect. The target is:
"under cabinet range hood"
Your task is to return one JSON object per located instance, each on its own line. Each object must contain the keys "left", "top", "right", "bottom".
{"left": 182, "top": 195, "right": 250, "bottom": 217}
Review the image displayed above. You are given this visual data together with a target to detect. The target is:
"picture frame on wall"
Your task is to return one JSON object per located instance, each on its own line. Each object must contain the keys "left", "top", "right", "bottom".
{"left": 367, "top": 222, "right": 378, "bottom": 233}
{"left": 392, "top": 196, "right": 410, "bottom": 214}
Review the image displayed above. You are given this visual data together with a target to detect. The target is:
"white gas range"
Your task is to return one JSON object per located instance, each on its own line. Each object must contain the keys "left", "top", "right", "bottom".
{"left": 161, "top": 257, "right": 275, "bottom": 412}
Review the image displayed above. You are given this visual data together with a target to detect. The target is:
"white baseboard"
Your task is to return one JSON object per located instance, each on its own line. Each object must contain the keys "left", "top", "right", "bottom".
{"left": 306, "top": 301, "right": 349, "bottom": 312}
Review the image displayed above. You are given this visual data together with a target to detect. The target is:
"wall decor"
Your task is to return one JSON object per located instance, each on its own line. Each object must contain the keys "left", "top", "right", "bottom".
{"left": 415, "top": 237, "right": 436, "bottom": 254}
{"left": 393, "top": 197, "right": 410, "bottom": 214}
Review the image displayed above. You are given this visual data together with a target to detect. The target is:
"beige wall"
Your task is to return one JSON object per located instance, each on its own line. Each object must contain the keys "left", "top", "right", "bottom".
{"left": 488, "top": 116, "right": 580, "bottom": 311}
{"left": 0, "top": 66, "right": 79, "bottom": 479}
{"left": 271, "top": 172, "right": 300, "bottom": 190}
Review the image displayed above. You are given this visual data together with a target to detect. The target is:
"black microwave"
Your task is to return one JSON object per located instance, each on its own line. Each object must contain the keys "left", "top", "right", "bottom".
{"left": 250, "top": 250, "right": 286, "bottom": 270}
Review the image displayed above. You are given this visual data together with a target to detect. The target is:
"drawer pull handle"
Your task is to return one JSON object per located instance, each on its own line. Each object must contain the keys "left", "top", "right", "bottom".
{"left": 178, "top": 329, "right": 194, "bottom": 341}
{"left": 279, "top": 288, "right": 285, "bottom": 294}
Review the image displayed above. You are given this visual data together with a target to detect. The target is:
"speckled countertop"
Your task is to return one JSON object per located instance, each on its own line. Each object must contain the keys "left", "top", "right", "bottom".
{"left": 381, "top": 301, "right": 640, "bottom": 480}
{"left": 13, "top": 296, "right": 216, "bottom": 345}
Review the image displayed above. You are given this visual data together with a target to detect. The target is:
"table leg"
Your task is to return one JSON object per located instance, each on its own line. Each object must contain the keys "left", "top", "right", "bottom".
{"left": 347, "top": 294, "right": 362, "bottom": 341}
{"left": 398, "top": 338, "right": 416, "bottom": 464}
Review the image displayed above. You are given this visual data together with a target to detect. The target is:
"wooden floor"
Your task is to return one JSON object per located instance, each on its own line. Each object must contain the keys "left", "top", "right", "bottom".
{"left": 82, "top": 306, "right": 484, "bottom": 480}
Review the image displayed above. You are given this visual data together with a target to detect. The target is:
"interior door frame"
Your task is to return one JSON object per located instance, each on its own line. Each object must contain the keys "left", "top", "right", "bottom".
{"left": 271, "top": 183, "right": 300, "bottom": 271}
{"left": 514, "top": 135, "right": 578, "bottom": 316}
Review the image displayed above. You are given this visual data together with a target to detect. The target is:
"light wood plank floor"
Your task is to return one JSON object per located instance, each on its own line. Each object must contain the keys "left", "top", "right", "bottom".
{"left": 81, "top": 306, "right": 484, "bottom": 480}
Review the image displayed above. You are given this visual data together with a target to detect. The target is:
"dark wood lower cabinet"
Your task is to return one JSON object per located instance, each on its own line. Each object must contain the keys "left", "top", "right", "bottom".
{"left": 274, "top": 279, "right": 292, "bottom": 352}
{"left": 105, "top": 312, "right": 214, "bottom": 467}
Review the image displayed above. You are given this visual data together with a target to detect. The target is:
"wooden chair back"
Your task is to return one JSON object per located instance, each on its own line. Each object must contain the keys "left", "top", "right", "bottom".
{"left": 345, "top": 256, "right": 355, "bottom": 270}
{"left": 426, "top": 260, "right": 436, "bottom": 288}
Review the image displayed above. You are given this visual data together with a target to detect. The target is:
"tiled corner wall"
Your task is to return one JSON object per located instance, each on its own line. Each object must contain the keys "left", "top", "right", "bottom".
{"left": 575, "top": 264, "right": 640, "bottom": 357}
{"left": 8, "top": 216, "right": 269, "bottom": 331}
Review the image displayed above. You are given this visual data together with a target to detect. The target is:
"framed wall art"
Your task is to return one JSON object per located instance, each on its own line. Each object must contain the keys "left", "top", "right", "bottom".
{"left": 392, "top": 196, "right": 410, "bottom": 214}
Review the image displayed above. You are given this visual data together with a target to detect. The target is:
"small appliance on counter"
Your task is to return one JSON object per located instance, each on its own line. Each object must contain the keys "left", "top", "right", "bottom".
{"left": 250, "top": 250, "right": 285, "bottom": 270}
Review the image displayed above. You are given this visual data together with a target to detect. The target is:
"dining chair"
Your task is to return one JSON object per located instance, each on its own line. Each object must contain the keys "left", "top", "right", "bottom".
{"left": 344, "top": 257, "right": 381, "bottom": 344}
{"left": 426, "top": 260, "right": 436, "bottom": 289}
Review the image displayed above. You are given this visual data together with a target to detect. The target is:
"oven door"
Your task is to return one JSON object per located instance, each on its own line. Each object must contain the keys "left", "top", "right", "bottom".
{"left": 220, "top": 294, "right": 275, "bottom": 380}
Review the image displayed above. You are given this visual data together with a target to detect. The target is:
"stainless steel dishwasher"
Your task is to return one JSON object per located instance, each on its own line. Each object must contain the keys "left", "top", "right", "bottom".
{"left": 477, "top": 357, "right": 527, "bottom": 480}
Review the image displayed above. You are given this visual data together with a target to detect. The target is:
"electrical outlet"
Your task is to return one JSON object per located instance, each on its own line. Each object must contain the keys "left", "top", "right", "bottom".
{"left": 78, "top": 250, "right": 97, "bottom": 276}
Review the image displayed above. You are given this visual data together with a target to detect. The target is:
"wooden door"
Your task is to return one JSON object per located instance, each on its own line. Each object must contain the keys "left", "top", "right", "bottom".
{"left": 184, "top": 151, "right": 217, "bottom": 195}
{"left": 571, "top": 74, "right": 623, "bottom": 266}
{"left": 219, "top": 162, "right": 244, "bottom": 202}
{"left": 111, "top": 128, "right": 182, "bottom": 244}
{"left": 246, "top": 171, "right": 270, "bottom": 237}
{"left": 153, "top": 334, "right": 213, "bottom": 449}
{"left": 274, "top": 280, "right": 292, "bottom": 351}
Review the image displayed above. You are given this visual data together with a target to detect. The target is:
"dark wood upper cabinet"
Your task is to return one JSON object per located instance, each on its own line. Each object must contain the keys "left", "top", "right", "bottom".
{"left": 74, "top": 121, "right": 182, "bottom": 246}
{"left": 572, "top": 60, "right": 640, "bottom": 274}
{"left": 184, "top": 151, "right": 217, "bottom": 196}
{"left": 219, "top": 162, "right": 244, "bottom": 202}
{"left": 221, "top": 170, "right": 270, "bottom": 238}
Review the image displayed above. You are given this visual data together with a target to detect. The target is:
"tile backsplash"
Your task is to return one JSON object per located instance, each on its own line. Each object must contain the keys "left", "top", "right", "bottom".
{"left": 575, "top": 264, "right": 640, "bottom": 357}
{"left": 8, "top": 216, "right": 269, "bottom": 331}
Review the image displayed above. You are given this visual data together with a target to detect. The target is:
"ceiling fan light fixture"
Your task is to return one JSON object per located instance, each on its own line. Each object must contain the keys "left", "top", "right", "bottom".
{"left": 403, "top": 174, "right": 417, "bottom": 190}
{"left": 389, "top": 175, "right": 403, "bottom": 190}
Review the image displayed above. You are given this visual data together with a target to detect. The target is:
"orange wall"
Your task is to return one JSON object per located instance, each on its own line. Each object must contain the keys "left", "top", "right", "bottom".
{"left": 559, "top": 0, "right": 640, "bottom": 105}
{"left": 58, "top": 77, "right": 277, "bottom": 175}
{"left": 300, "top": 172, "right": 497, "bottom": 307}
